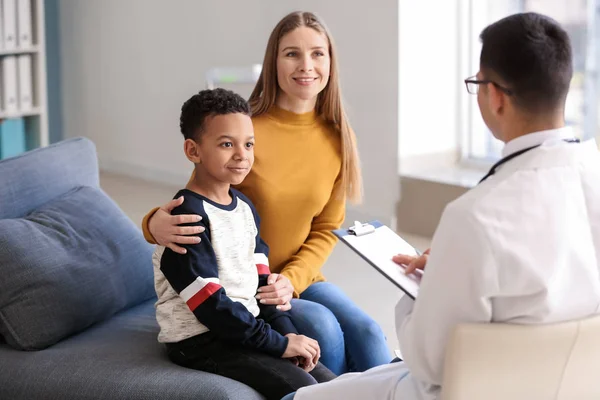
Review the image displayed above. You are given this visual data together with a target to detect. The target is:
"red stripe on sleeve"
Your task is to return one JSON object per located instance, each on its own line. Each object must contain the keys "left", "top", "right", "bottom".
{"left": 256, "top": 264, "right": 270, "bottom": 275}
{"left": 186, "top": 282, "right": 221, "bottom": 311}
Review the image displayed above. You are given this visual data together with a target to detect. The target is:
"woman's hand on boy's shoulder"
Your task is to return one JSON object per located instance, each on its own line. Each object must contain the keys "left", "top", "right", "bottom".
{"left": 150, "top": 196, "right": 205, "bottom": 254}
{"left": 256, "top": 273, "right": 293, "bottom": 311}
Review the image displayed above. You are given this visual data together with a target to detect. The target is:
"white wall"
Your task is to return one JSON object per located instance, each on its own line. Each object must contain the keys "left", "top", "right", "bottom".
{"left": 59, "top": 0, "right": 399, "bottom": 224}
{"left": 398, "top": 0, "right": 460, "bottom": 165}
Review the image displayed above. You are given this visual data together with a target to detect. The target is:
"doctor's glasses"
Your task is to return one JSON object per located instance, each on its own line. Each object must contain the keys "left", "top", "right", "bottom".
{"left": 464, "top": 76, "right": 514, "bottom": 95}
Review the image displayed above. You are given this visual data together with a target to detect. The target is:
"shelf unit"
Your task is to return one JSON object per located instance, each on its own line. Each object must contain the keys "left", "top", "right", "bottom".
{"left": 0, "top": 0, "right": 48, "bottom": 155}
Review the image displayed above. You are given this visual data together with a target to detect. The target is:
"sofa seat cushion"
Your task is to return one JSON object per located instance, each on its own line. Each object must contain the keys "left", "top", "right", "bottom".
{"left": 0, "top": 300, "right": 264, "bottom": 400}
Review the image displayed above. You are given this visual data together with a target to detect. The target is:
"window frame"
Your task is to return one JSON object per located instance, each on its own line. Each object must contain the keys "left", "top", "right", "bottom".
{"left": 458, "top": 0, "right": 600, "bottom": 166}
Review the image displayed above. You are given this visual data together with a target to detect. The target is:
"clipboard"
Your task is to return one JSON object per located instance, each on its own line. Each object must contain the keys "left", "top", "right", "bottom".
{"left": 334, "top": 220, "right": 422, "bottom": 299}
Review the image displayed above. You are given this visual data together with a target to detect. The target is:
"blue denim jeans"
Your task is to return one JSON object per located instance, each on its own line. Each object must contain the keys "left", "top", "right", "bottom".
{"left": 280, "top": 392, "right": 296, "bottom": 400}
{"left": 288, "top": 282, "right": 391, "bottom": 375}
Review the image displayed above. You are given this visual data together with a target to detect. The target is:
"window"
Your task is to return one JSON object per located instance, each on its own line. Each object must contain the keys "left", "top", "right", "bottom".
{"left": 460, "top": 0, "right": 600, "bottom": 162}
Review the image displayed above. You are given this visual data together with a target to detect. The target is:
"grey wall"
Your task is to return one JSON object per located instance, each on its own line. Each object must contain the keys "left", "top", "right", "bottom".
{"left": 59, "top": 0, "right": 399, "bottom": 223}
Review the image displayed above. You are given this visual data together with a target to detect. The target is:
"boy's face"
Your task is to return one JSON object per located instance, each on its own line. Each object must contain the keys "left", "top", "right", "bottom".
{"left": 187, "top": 113, "right": 255, "bottom": 185}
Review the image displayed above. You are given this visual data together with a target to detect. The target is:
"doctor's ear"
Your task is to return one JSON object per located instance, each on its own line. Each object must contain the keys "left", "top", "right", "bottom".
{"left": 488, "top": 84, "right": 506, "bottom": 116}
{"left": 184, "top": 138, "right": 202, "bottom": 164}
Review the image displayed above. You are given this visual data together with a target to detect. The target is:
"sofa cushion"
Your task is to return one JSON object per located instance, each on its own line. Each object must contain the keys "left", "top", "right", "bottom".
{"left": 0, "top": 185, "right": 155, "bottom": 350}
{"left": 0, "top": 300, "right": 264, "bottom": 400}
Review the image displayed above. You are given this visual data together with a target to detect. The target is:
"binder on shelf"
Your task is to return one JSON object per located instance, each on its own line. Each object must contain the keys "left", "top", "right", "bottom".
{"left": 333, "top": 220, "right": 423, "bottom": 299}
{"left": 16, "top": 0, "right": 32, "bottom": 48}
{"left": 2, "top": 0, "right": 17, "bottom": 51}
{"left": 0, "top": 3, "right": 5, "bottom": 50}
{"left": 0, "top": 117, "right": 26, "bottom": 159}
{"left": 2, "top": 55, "right": 18, "bottom": 114}
{"left": 17, "top": 54, "right": 32, "bottom": 111}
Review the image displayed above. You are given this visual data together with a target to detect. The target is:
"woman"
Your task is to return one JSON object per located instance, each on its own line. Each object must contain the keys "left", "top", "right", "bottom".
{"left": 142, "top": 11, "right": 391, "bottom": 374}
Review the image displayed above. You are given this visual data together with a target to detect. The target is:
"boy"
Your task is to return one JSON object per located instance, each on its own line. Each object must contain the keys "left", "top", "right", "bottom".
{"left": 153, "top": 88, "right": 335, "bottom": 400}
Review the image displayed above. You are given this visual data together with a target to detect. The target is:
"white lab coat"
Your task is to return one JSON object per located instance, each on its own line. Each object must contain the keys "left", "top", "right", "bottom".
{"left": 295, "top": 128, "right": 600, "bottom": 400}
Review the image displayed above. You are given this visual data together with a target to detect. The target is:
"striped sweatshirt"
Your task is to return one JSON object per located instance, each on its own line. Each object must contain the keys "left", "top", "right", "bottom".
{"left": 153, "top": 188, "right": 298, "bottom": 357}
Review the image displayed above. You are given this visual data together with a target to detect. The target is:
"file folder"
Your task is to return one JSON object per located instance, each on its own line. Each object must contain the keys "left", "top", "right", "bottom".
{"left": 16, "top": 0, "right": 32, "bottom": 48}
{"left": 2, "top": 0, "right": 17, "bottom": 51}
{"left": 0, "top": 3, "right": 5, "bottom": 50}
{"left": 0, "top": 117, "right": 26, "bottom": 159}
{"left": 17, "top": 54, "right": 32, "bottom": 111}
{"left": 2, "top": 55, "right": 18, "bottom": 114}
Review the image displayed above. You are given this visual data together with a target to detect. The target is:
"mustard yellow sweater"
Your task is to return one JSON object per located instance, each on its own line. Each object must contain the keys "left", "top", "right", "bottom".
{"left": 142, "top": 105, "right": 345, "bottom": 296}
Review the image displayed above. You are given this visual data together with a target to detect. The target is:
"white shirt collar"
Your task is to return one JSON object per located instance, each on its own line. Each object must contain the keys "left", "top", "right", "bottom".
{"left": 502, "top": 127, "right": 576, "bottom": 158}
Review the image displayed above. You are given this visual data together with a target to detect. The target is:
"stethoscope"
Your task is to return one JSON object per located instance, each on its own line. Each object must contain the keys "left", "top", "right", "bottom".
{"left": 478, "top": 138, "right": 580, "bottom": 184}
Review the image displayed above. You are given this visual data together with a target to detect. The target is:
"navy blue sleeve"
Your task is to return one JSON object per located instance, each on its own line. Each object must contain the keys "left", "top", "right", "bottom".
{"left": 159, "top": 195, "right": 289, "bottom": 357}
{"left": 237, "top": 190, "right": 299, "bottom": 336}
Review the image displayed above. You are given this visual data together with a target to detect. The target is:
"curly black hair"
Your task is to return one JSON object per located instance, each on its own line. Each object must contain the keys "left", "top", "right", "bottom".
{"left": 180, "top": 88, "right": 251, "bottom": 140}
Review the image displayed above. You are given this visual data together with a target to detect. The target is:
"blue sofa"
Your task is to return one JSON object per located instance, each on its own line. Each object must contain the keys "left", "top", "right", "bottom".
{"left": 0, "top": 138, "right": 264, "bottom": 400}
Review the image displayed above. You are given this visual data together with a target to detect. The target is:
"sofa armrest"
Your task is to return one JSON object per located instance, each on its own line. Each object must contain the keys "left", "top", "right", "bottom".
{"left": 0, "top": 137, "right": 99, "bottom": 219}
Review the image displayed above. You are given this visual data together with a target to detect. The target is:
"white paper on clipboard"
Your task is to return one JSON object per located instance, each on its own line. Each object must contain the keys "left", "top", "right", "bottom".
{"left": 334, "top": 221, "right": 422, "bottom": 299}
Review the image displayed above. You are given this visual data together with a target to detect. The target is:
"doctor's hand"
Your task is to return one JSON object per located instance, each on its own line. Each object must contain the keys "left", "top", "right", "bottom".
{"left": 393, "top": 248, "right": 430, "bottom": 275}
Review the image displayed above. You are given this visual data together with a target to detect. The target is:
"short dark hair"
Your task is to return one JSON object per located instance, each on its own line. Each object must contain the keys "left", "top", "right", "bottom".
{"left": 180, "top": 88, "right": 251, "bottom": 140}
{"left": 480, "top": 12, "right": 573, "bottom": 113}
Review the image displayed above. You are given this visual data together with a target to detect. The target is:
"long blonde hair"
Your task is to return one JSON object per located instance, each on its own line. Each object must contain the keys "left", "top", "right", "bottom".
{"left": 249, "top": 11, "right": 362, "bottom": 203}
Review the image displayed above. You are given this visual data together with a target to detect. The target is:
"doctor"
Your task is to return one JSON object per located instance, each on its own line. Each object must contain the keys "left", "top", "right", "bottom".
{"left": 283, "top": 12, "right": 600, "bottom": 400}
